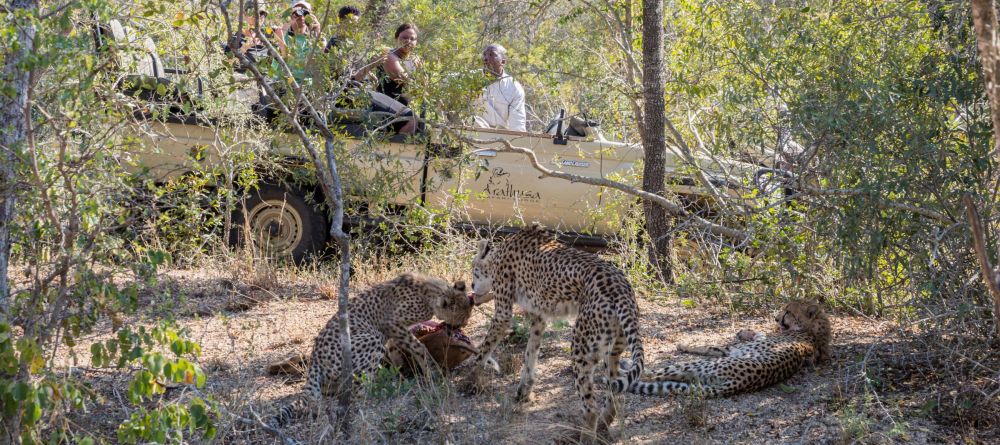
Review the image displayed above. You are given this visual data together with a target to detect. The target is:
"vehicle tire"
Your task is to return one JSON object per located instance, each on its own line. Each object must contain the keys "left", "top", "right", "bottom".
{"left": 229, "top": 184, "right": 328, "bottom": 263}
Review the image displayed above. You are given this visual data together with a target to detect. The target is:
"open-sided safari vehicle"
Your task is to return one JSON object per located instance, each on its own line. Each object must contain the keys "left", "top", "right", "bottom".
{"left": 101, "top": 19, "right": 770, "bottom": 261}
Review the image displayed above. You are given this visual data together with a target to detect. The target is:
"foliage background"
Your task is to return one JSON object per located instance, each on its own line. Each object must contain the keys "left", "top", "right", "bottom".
{"left": 1, "top": 0, "right": 998, "bottom": 442}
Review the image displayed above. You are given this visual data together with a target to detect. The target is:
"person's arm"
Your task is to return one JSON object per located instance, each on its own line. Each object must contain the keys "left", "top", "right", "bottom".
{"left": 239, "top": 31, "right": 259, "bottom": 54}
{"left": 352, "top": 52, "right": 387, "bottom": 81}
{"left": 383, "top": 51, "right": 410, "bottom": 84}
{"left": 273, "top": 25, "right": 288, "bottom": 56}
{"left": 508, "top": 80, "right": 527, "bottom": 132}
{"left": 307, "top": 16, "right": 322, "bottom": 38}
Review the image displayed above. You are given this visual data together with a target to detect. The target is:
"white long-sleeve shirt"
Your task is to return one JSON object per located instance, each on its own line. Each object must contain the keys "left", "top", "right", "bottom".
{"left": 474, "top": 74, "right": 527, "bottom": 132}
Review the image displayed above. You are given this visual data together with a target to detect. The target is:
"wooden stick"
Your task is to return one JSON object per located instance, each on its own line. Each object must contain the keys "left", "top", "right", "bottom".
{"left": 962, "top": 193, "right": 1000, "bottom": 338}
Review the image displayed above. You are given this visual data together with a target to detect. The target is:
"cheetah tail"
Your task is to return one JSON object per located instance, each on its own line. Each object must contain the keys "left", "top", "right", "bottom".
{"left": 628, "top": 380, "right": 718, "bottom": 396}
{"left": 609, "top": 306, "right": 645, "bottom": 393}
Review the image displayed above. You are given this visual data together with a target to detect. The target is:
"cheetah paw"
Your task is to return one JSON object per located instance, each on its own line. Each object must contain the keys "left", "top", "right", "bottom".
{"left": 514, "top": 385, "right": 532, "bottom": 403}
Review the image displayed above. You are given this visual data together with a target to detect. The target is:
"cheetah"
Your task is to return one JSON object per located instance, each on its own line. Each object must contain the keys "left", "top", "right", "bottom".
{"left": 275, "top": 273, "right": 473, "bottom": 425}
{"left": 468, "top": 224, "right": 645, "bottom": 437}
{"left": 629, "top": 300, "right": 831, "bottom": 398}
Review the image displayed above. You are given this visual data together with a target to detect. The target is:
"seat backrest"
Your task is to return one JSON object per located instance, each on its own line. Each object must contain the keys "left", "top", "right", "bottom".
{"left": 106, "top": 19, "right": 163, "bottom": 78}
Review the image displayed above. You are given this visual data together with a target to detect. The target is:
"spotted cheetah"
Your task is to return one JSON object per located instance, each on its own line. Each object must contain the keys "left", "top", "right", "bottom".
{"left": 275, "top": 273, "right": 473, "bottom": 425}
{"left": 468, "top": 224, "right": 645, "bottom": 437}
{"left": 629, "top": 300, "right": 831, "bottom": 398}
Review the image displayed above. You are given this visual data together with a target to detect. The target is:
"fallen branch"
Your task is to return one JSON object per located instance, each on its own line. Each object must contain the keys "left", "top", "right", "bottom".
{"left": 962, "top": 193, "right": 1000, "bottom": 338}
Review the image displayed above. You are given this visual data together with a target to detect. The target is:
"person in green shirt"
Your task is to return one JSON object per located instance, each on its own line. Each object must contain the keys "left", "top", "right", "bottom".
{"left": 274, "top": 1, "right": 322, "bottom": 83}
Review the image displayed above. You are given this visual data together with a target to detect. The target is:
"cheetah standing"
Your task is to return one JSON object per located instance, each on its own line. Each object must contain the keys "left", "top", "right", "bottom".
{"left": 468, "top": 224, "right": 645, "bottom": 438}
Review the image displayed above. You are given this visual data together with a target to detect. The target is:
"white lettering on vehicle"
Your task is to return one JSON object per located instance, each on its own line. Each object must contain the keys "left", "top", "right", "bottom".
{"left": 559, "top": 159, "right": 590, "bottom": 168}
{"left": 483, "top": 167, "right": 541, "bottom": 202}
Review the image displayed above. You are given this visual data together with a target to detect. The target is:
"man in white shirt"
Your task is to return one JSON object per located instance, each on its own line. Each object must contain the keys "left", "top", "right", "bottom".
{"left": 474, "top": 44, "right": 527, "bottom": 132}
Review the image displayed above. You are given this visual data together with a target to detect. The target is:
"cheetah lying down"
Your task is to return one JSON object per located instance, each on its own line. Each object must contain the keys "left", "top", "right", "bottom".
{"left": 629, "top": 300, "right": 831, "bottom": 398}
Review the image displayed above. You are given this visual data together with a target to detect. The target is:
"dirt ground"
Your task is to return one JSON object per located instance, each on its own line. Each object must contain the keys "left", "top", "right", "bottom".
{"left": 61, "top": 264, "right": 977, "bottom": 444}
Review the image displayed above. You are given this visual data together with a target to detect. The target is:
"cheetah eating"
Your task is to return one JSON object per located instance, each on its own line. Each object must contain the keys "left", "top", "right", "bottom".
{"left": 275, "top": 273, "right": 473, "bottom": 425}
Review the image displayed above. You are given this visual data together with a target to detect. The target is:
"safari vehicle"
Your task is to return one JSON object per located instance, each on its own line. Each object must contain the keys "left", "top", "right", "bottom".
{"left": 102, "top": 20, "right": 767, "bottom": 261}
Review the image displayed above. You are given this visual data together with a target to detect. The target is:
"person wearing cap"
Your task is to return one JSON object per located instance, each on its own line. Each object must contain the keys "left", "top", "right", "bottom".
{"left": 275, "top": 1, "right": 321, "bottom": 56}
{"left": 473, "top": 44, "right": 527, "bottom": 132}
{"left": 271, "top": 1, "right": 323, "bottom": 83}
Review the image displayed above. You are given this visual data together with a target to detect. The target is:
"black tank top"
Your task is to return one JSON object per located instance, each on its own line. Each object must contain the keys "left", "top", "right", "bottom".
{"left": 376, "top": 49, "right": 409, "bottom": 105}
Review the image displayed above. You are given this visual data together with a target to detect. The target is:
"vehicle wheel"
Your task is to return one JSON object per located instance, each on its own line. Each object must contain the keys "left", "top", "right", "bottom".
{"left": 229, "top": 184, "right": 328, "bottom": 262}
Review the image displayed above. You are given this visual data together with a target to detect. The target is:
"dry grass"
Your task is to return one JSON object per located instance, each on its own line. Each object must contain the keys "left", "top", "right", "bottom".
{"left": 52, "top": 237, "right": 992, "bottom": 444}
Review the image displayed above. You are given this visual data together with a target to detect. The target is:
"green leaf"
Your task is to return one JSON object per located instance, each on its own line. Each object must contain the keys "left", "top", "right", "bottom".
{"left": 25, "top": 400, "right": 41, "bottom": 424}
{"left": 90, "top": 343, "right": 103, "bottom": 367}
{"left": 170, "top": 340, "right": 184, "bottom": 356}
{"left": 29, "top": 354, "right": 45, "bottom": 374}
{"left": 778, "top": 383, "right": 797, "bottom": 393}
{"left": 147, "top": 250, "right": 166, "bottom": 267}
{"left": 11, "top": 382, "right": 31, "bottom": 401}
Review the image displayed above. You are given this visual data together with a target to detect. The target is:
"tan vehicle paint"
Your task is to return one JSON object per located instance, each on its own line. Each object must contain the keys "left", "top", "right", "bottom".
{"left": 129, "top": 117, "right": 763, "bottom": 255}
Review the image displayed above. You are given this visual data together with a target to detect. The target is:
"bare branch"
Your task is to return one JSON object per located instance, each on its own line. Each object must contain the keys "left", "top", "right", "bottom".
{"left": 445, "top": 128, "right": 748, "bottom": 241}
{"left": 663, "top": 115, "right": 731, "bottom": 210}
{"left": 962, "top": 193, "right": 1000, "bottom": 338}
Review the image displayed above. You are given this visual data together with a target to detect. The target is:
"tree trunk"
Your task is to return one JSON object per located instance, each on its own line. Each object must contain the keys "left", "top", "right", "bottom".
{"left": 639, "top": 0, "right": 674, "bottom": 284}
{"left": 0, "top": 2, "right": 37, "bottom": 441}
{"left": 972, "top": 0, "right": 1000, "bottom": 162}
{"left": 963, "top": 195, "right": 1000, "bottom": 338}
{"left": 216, "top": 3, "right": 356, "bottom": 436}
{"left": 0, "top": 0, "right": 36, "bottom": 317}
{"left": 970, "top": 0, "right": 1000, "bottom": 338}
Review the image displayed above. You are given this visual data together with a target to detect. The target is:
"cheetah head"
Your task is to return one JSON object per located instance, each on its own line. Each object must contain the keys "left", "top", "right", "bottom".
{"left": 432, "top": 280, "right": 474, "bottom": 328}
{"left": 775, "top": 299, "right": 832, "bottom": 363}
{"left": 470, "top": 239, "right": 495, "bottom": 305}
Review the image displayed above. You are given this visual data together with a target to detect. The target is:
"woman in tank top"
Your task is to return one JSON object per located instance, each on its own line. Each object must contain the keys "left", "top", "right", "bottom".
{"left": 375, "top": 23, "right": 421, "bottom": 106}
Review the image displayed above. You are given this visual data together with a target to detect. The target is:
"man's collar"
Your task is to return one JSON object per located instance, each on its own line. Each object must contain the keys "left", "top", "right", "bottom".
{"left": 484, "top": 67, "right": 506, "bottom": 78}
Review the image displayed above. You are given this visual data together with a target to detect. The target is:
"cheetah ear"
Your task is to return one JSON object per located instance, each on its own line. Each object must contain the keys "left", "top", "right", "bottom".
{"left": 476, "top": 239, "right": 491, "bottom": 259}
{"left": 805, "top": 303, "right": 819, "bottom": 319}
{"left": 453, "top": 281, "right": 466, "bottom": 291}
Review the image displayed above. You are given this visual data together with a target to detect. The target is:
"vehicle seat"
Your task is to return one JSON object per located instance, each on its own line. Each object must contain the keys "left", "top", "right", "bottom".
{"left": 545, "top": 114, "right": 605, "bottom": 140}
{"left": 101, "top": 20, "right": 202, "bottom": 110}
